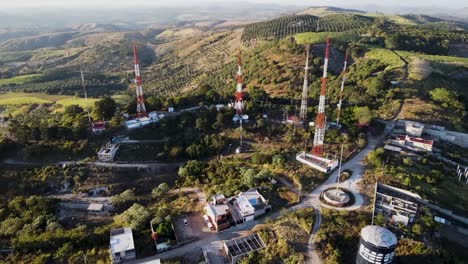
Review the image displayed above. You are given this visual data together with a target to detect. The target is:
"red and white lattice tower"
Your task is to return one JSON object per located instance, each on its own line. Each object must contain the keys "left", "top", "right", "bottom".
{"left": 234, "top": 49, "right": 244, "bottom": 115}
{"left": 132, "top": 41, "right": 147, "bottom": 118}
{"left": 299, "top": 44, "right": 310, "bottom": 121}
{"left": 311, "top": 37, "right": 330, "bottom": 156}
{"left": 336, "top": 48, "right": 348, "bottom": 126}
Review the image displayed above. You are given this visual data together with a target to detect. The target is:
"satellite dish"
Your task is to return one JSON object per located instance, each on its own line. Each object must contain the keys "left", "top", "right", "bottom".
{"left": 232, "top": 116, "right": 239, "bottom": 122}
{"left": 242, "top": 115, "right": 249, "bottom": 120}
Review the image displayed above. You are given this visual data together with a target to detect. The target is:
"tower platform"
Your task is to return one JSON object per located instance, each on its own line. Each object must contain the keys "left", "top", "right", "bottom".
{"left": 296, "top": 152, "right": 338, "bottom": 173}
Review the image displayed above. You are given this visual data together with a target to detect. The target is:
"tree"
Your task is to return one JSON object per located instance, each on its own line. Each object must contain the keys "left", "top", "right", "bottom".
{"left": 429, "top": 88, "right": 463, "bottom": 111}
{"left": 111, "top": 189, "right": 137, "bottom": 207}
{"left": 93, "top": 97, "right": 116, "bottom": 120}
{"left": 353, "top": 106, "right": 372, "bottom": 125}
{"left": 64, "top": 105, "right": 84, "bottom": 115}
{"left": 373, "top": 213, "right": 386, "bottom": 226}
{"left": 152, "top": 183, "right": 170, "bottom": 198}
{"left": 384, "top": 33, "right": 401, "bottom": 49}
{"left": 114, "top": 203, "right": 150, "bottom": 230}
{"left": 367, "top": 147, "right": 384, "bottom": 168}
{"left": 248, "top": 86, "right": 267, "bottom": 102}
{"left": 156, "top": 222, "right": 173, "bottom": 237}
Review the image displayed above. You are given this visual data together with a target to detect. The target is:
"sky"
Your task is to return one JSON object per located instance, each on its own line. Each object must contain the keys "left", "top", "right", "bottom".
{"left": 2, "top": 0, "right": 466, "bottom": 9}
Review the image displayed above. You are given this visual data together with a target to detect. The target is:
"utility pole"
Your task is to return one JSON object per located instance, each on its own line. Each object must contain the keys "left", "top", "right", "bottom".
{"left": 336, "top": 143, "right": 344, "bottom": 190}
{"left": 80, "top": 66, "right": 91, "bottom": 123}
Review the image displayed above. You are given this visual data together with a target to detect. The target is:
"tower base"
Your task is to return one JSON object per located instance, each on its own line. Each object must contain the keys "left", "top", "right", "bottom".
{"left": 296, "top": 152, "right": 338, "bottom": 173}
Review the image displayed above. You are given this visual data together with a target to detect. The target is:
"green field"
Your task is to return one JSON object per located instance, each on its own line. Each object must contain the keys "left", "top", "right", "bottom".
{"left": 56, "top": 97, "right": 98, "bottom": 109}
{"left": 0, "top": 93, "right": 97, "bottom": 109}
{"left": 395, "top": 50, "right": 468, "bottom": 66}
{"left": 295, "top": 31, "right": 360, "bottom": 45}
{"left": 363, "top": 13, "right": 416, "bottom": 25}
{"left": 365, "top": 48, "right": 405, "bottom": 70}
{"left": 0, "top": 74, "right": 43, "bottom": 86}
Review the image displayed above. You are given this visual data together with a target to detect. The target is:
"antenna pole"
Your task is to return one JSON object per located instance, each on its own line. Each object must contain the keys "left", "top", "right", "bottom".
{"left": 80, "top": 66, "right": 91, "bottom": 123}
{"left": 336, "top": 48, "right": 348, "bottom": 126}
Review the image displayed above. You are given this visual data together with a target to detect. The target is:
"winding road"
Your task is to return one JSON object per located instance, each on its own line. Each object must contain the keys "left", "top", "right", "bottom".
{"left": 134, "top": 121, "right": 393, "bottom": 264}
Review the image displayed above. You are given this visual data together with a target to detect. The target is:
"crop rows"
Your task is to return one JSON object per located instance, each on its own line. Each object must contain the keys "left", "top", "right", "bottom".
{"left": 143, "top": 33, "right": 233, "bottom": 96}
{"left": 242, "top": 14, "right": 374, "bottom": 42}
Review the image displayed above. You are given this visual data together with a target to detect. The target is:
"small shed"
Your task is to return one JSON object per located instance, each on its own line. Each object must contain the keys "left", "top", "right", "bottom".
{"left": 87, "top": 203, "right": 104, "bottom": 214}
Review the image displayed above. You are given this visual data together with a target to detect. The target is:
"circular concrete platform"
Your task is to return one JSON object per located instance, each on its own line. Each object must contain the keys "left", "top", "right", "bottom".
{"left": 323, "top": 188, "right": 351, "bottom": 207}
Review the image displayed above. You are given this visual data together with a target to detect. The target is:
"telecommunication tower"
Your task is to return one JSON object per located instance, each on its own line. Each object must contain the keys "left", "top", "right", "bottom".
{"left": 311, "top": 37, "right": 330, "bottom": 156}
{"left": 132, "top": 41, "right": 147, "bottom": 118}
{"left": 336, "top": 48, "right": 349, "bottom": 126}
{"left": 299, "top": 45, "right": 310, "bottom": 121}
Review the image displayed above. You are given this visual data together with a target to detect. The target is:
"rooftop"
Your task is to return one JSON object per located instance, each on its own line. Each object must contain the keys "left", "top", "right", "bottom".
{"left": 224, "top": 233, "right": 265, "bottom": 257}
{"left": 376, "top": 183, "right": 422, "bottom": 200}
{"left": 236, "top": 196, "right": 254, "bottom": 214}
{"left": 213, "top": 193, "right": 225, "bottom": 200}
{"left": 360, "top": 225, "right": 397, "bottom": 248}
{"left": 87, "top": 203, "right": 104, "bottom": 211}
{"left": 208, "top": 203, "right": 230, "bottom": 216}
{"left": 238, "top": 189, "right": 267, "bottom": 210}
{"left": 110, "top": 227, "right": 135, "bottom": 254}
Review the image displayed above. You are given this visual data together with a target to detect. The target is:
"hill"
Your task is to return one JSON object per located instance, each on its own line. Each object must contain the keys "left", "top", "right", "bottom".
{"left": 0, "top": 32, "right": 79, "bottom": 52}
{"left": 241, "top": 14, "right": 373, "bottom": 42}
{"left": 298, "top": 6, "right": 365, "bottom": 16}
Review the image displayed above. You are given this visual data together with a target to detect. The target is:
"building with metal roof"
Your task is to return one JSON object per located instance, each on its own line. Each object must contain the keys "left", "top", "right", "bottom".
{"left": 223, "top": 233, "right": 265, "bottom": 264}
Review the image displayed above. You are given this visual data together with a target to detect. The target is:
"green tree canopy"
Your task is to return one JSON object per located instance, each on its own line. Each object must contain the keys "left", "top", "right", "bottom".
{"left": 114, "top": 203, "right": 150, "bottom": 230}
{"left": 93, "top": 97, "right": 116, "bottom": 120}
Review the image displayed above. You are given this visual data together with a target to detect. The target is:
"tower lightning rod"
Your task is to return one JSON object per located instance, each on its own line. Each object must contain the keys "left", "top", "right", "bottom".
{"left": 336, "top": 48, "right": 349, "bottom": 126}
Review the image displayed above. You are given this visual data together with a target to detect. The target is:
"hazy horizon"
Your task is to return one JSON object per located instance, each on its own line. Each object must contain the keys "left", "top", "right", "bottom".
{"left": 2, "top": 0, "right": 467, "bottom": 9}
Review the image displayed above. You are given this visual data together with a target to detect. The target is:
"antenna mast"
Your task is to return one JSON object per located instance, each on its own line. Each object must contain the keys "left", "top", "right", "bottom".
{"left": 132, "top": 41, "right": 147, "bottom": 118}
{"left": 234, "top": 49, "right": 244, "bottom": 115}
{"left": 80, "top": 66, "right": 91, "bottom": 123}
{"left": 336, "top": 48, "right": 348, "bottom": 126}
{"left": 311, "top": 37, "right": 330, "bottom": 156}
{"left": 300, "top": 44, "right": 310, "bottom": 121}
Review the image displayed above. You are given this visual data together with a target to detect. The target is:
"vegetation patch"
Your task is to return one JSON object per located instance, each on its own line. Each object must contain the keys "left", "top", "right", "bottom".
{"left": 241, "top": 208, "right": 314, "bottom": 263}
{"left": 0, "top": 74, "right": 43, "bottom": 86}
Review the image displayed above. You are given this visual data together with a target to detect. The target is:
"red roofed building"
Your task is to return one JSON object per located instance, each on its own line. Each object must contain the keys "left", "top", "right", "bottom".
{"left": 395, "top": 134, "right": 433, "bottom": 152}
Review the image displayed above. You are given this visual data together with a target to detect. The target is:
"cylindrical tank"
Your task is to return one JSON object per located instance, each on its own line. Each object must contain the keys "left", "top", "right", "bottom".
{"left": 356, "top": 225, "right": 397, "bottom": 264}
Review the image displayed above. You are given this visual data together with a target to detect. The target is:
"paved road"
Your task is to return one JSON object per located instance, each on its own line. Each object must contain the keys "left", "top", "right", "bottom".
{"left": 2, "top": 159, "right": 182, "bottom": 169}
{"left": 135, "top": 123, "right": 393, "bottom": 264}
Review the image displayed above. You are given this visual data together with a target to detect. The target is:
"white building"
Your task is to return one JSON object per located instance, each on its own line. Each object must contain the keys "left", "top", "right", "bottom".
{"left": 110, "top": 228, "right": 136, "bottom": 263}
{"left": 98, "top": 142, "right": 120, "bottom": 162}
{"left": 87, "top": 203, "right": 104, "bottom": 215}
{"left": 233, "top": 189, "right": 271, "bottom": 222}
{"left": 405, "top": 121, "right": 424, "bottom": 137}
{"left": 124, "top": 112, "right": 159, "bottom": 129}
